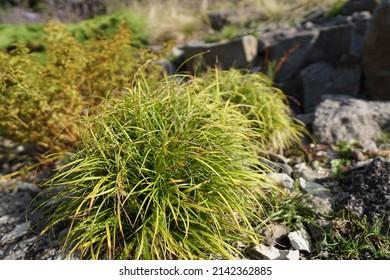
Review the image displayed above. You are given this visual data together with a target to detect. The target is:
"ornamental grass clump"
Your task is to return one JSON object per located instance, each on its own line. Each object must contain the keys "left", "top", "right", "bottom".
{"left": 195, "top": 69, "right": 306, "bottom": 152}
{"left": 40, "top": 74, "right": 275, "bottom": 260}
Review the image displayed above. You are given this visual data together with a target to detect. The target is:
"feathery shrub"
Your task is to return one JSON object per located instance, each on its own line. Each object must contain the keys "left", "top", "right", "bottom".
{"left": 0, "top": 21, "right": 160, "bottom": 151}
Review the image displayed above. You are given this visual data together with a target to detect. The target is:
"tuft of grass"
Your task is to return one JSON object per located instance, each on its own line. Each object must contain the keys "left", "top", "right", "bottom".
{"left": 39, "top": 72, "right": 278, "bottom": 260}
{"left": 376, "top": 132, "right": 390, "bottom": 144}
{"left": 260, "top": 187, "right": 317, "bottom": 232}
{"left": 325, "top": 213, "right": 390, "bottom": 259}
{"left": 195, "top": 69, "right": 306, "bottom": 152}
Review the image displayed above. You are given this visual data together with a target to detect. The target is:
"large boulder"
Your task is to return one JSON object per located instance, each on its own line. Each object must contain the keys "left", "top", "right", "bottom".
{"left": 180, "top": 35, "right": 258, "bottom": 73}
{"left": 305, "top": 24, "right": 354, "bottom": 66}
{"left": 313, "top": 96, "right": 390, "bottom": 144}
{"left": 299, "top": 61, "right": 361, "bottom": 112}
{"left": 363, "top": 1, "right": 390, "bottom": 100}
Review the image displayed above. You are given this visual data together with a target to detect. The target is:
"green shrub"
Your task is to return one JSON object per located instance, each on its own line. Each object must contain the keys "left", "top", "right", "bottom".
{"left": 0, "top": 10, "right": 146, "bottom": 51}
{"left": 0, "top": 21, "right": 160, "bottom": 151}
{"left": 69, "top": 10, "right": 147, "bottom": 47}
{"left": 39, "top": 73, "right": 276, "bottom": 259}
{"left": 195, "top": 69, "right": 306, "bottom": 152}
{"left": 0, "top": 23, "right": 46, "bottom": 51}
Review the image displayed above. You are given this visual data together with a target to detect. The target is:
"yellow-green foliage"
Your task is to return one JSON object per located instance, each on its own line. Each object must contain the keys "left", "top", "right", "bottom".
{"left": 40, "top": 74, "right": 275, "bottom": 260}
{"left": 195, "top": 69, "right": 306, "bottom": 151}
{"left": 0, "top": 21, "right": 160, "bottom": 151}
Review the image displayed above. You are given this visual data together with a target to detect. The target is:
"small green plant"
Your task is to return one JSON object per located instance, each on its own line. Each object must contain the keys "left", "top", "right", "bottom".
{"left": 261, "top": 188, "right": 317, "bottom": 231}
{"left": 39, "top": 73, "right": 278, "bottom": 260}
{"left": 326, "top": 0, "right": 348, "bottom": 18}
{"left": 203, "top": 25, "right": 240, "bottom": 43}
{"left": 335, "top": 140, "right": 357, "bottom": 159}
{"left": 376, "top": 132, "right": 390, "bottom": 144}
{"left": 325, "top": 213, "right": 389, "bottom": 259}
{"left": 195, "top": 69, "right": 306, "bottom": 152}
{"left": 330, "top": 158, "right": 350, "bottom": 176}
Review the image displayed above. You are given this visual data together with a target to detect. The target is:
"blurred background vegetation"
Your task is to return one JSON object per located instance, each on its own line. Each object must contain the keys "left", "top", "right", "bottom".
{"left": 0, "top": 0, "right": 344, "bottom": 49}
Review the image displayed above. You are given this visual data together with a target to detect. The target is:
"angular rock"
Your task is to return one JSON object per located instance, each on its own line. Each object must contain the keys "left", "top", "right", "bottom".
{"left": 351, "top": 17, "right": 370, "bottom": 57}
{"left": 1, "top": 222, "right": 29, "bottom": 245}
{"left": 207, "top": 9, "right": 234, "bottom": 31}
{"left": 305, "top": 24, "right": 354, "bottom": 66}
{"left": 299, "top": 178, "right": 333, "bottom": 216}
{"left": 299, "top": 61, "right": 361, "bottom": 112}
{"left": 313, "top": 97, "right": 390, "bottom": 144}
{"left": 292, "top": 162, "right": 328, "bottom": 181}
{"left": 341, "top": 0, "right": 380, "bottom": 15}
{"left": 261, "top": 223, "right": 288, "bottom": 247}
{"left": 247, "top": 245, "right": 299, "bottom": 260}
{"left": 181, "top": 35, "right": 258, "bottom": 72}
{"left": 267, "top": 31, "right": 318, "bottom": 81}
{"left": 269, "top": 173, "right": 295, "bottom": 190}
{"left": 299, "top": 178, "right": 329, "bottom": 198}
{"left": 363, "top": 1, "right": 390, "bottom": 100}
{"left": 288, "top": 229, "right": 313, "bottom": 253}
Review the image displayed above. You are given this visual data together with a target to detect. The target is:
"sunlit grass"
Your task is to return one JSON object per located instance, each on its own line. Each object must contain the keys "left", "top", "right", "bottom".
{"left": 39, "top": 71, "right": 288, "bottom": 259}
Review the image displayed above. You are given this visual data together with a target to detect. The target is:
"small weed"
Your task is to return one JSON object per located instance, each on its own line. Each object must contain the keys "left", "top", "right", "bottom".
{"left": 376, "top": 132, "right": 390, "bottom": 144}
{"left": 326, "top": 212, "right": 390, "bottom": 259}
{"left": 335, "top": 140, "right": 357, "bottom": 159}
{"left": 261, "top": 189, "right": 317, "bottom": 231}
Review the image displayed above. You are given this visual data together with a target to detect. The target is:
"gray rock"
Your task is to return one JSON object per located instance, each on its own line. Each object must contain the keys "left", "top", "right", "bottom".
{"left": 207, "top": 9, "right": 234, "bottom": 31}
{"left": 181, "top": 35, "right": 258, "bottom": 72}
{"left": 247, "top": 245, "right": 299, "bottom": 260}
{"left": 299, "top": 61, "right": 361, "bottom": 112}
{"left": 17, "top": 182, "right": 40, "bottom": 194}
{"left": 1, "top": 222, "right": 29, "bottom": 245}
{"left": 362, "top": 140, "right": 379, "bottom": 154}
{"left": 313, "top": 97, "right": 390, "bottom": 144}
{"left": 299, "top": 177, "right": 329, "bottom": 198}
{"left": 341, "top": 0, "right": 380, "bottom": 15}
{"left": 305, "top": 24, "right": 354, "bottom": 66}
{"left": 299, "top": 178, "right": 333, "bottom": 216}
{"left": 351, "top": 17, "right": 370, "bottom": 57}
{"left": 363, "top": 1, "right": 390, "bottom": 100}
{"left": 267, "top": 31, "right": 318, "bottom": 81}
{"left": 269, "top": 173, "right": 295, "bottom": 190}
{"left": 261, "top": 223, "right": 288, "bottom": 247}
{"left": 292, "top": 162, "right": 328, "bottom": 181}
{"left": 288, "top": 229, "right": 313, "bottom": 253}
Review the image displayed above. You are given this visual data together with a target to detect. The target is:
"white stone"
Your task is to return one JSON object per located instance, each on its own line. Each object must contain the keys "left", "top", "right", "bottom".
{"left": 288, "top": 230, "right": 313, "bottom": 253}
{"left": 299, "top": 177, "right": 329, "bottom": 198}
{"left": 248, "top": 245, "right": 300, "bottom": 260}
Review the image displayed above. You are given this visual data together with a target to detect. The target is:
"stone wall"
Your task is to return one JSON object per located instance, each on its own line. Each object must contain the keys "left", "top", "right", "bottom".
{"left": 176, "top": 0, "right": 390, "bottom": 113}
